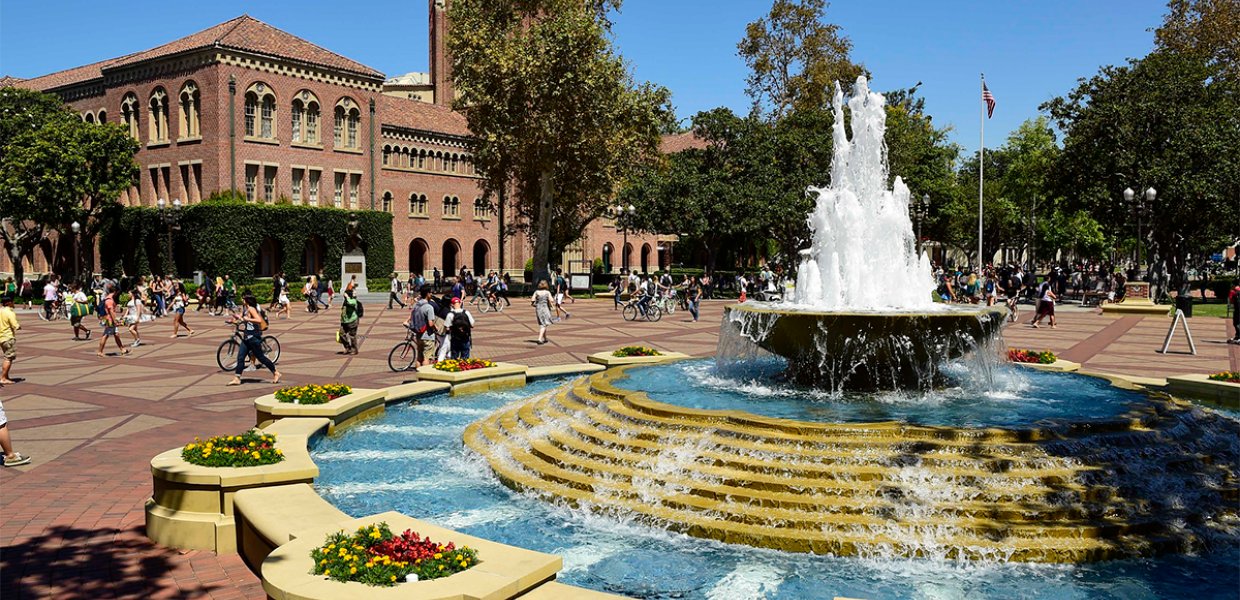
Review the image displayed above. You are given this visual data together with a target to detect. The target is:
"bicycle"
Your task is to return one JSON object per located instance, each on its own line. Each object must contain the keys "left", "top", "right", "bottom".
{"left": 652, "top": 293, "right": 676, "bottom": 316}
{"left": 388, "top": 326, "right": 423, "bottom": 372}
{"left": 478, "top": 291, "right": 505, "bottom": 313}
{"left": 39, "top": 295, "right": 70, "bottom": 322}
{"left": 216, "top": 321, "right": 281, "bottom": 371}
{"left": 622, "top": 297, "right": 662, "bottom": 322}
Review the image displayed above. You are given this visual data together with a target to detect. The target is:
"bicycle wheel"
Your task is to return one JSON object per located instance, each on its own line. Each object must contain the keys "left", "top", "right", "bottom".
{"left": 622, "top": 304, "right": 637, "bottom": 321}
{"left": 494, "top": 298, "right": 505, "bottom": 313}
{"left": 663, "top": 300, "right": 675, "bottom": 315}
{"left": 216, "top": 339, "right": 240, "bottom": 371}
{"left": 388, "top": 342, "right": 417, "bottom": 372}
{"left": 648, "top": 305, "right": 663, "bottom": 322}
{"left": 479, "top": 298, "right": 491, "bottom": 313}
{"left": 261, "top": 336, "right": 281, "bottom": 364}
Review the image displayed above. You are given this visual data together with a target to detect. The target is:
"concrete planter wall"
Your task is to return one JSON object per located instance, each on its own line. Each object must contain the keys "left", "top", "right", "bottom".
{"left": 1167, "top": 374, "right": 1240, "bottom": 409}
{"left": 1012, "top": 359, "right": 1081, "bottom": 373}
{"left": 415, "top": 362, "right": 528, "bottom": 395}
{"left": 144, "top": 418, "right": 328, "bottom": 554}
{"left": 255, "top": 388, "right": 389, "bottom": 429}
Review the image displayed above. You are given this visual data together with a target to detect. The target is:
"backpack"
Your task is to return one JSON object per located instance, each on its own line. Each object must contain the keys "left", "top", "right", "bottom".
{"left": 410, "top": 301, "right": 431, "bottom": 335}
{"left": 96, "top": 296, "right": 109, "bottom": 318}
{"left": 432, "top": 297, "right": 451, "bottom": 320}
{"left": 449, "top": 310, "right": 472, "bottom": 345}
{"left": 258, "top": 308, "right": 270, "bottom": 331}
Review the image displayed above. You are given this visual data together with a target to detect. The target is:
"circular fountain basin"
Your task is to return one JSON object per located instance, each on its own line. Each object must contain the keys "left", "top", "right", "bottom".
{"left": 312, "top": 373, "right": 1240, "bottom": 599}
{"left": 724, "top": 303, "right": 1007, "bottom": 390}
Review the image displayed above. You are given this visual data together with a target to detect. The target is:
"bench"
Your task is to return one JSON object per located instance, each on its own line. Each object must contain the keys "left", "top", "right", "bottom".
{"left": 233, "top": 483, "right": 350, "bottom": 574}
{"left": 1081, "top": 280, "right": 1110, "bottom": 307}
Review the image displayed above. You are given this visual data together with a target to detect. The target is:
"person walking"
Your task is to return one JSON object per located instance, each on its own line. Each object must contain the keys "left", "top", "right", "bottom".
{"left": 403, "top": 286, "right": 438, "bottom": 366}
{"left": 443, "top": 297, "right": 474, "bottom": 359}
{"left": 339, "top": 288, "right": 362, "bottom": 355}
{"left": 432, "top": 291, "right": 452, "bottom": 363}
{"left": 97, "top": 287, "right": 129, "bottom": 357}
{"left": 1228, "top": 280, "right": 1240, "bottom": 344}
{"left": 553, "top": 270, "right": 571, "bottom": 321}
{"left": 687, "top": 278, "right": 702, "bottom": 322}
{"left": 226, "top": 294, "right": 280, "bottom": 386}
{"left": 223, "top": 275, "right": 238, "bottom": 311}
{"left": 305, "top": 275, "right": 320, "bottom": 313}
{"left": 150, "top": 274, "right": 166, "bottom": 318}
{"left": 1, "top": 294, "right": 20, "bottom": 385}
{"left": 68, "top": 282, "right": 91, "bottom": 340}
{"left": 388, "top": 273, "right": 406, "bottom": 309}
{"left": 169, "top": 282, "right": 195, "bottom": 337}
{"left": 19, "top": 278, "right": 34, "bottom": 310}
{"left": 0, "top": 397, "right": 31, "bottom": 466}
{"left": 126, "top": 276, "right": 147, "bottom": 347}
{"left": 609, "top": 274, "right": 624, "bottom": 310}
{"left": 1030, "top": 276, "right": 1057, "bottom": 329}
{"left": 3, "top": 278, "right": 16, "bottom": 300}
{"left": 274, "top": 283, "right": 291, "bottom": 320}
{"left": 212, "top": 276, "right": 227, "bottom": 315}
{"left": 532, "top": 280, "right": 554, "bottom": 345}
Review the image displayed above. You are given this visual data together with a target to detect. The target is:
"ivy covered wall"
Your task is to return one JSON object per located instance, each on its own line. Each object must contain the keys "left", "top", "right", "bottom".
{"left": 98, "top": 202, "right": 394, "bottom": 284}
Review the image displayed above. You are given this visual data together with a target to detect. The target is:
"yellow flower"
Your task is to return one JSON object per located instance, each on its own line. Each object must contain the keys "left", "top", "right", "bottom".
{"left": 350, "top": 567, "right": 357, "bottom": 574}
{"left": 438, "top": 565, "right": 444, "bottom": 570}
{"left": 433, "top": 553, "right": 442, "bottom": 559}
{"left": 391, "top": 576, "right": 397, "bottom": 582}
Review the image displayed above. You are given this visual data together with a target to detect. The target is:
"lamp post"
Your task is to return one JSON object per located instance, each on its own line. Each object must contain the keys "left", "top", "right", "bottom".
{"left": 157, "top": 198, "right": 183, "bottom": 275}
{"left": 611, "top": 204, "right": 636, "bottom": 270}
{"left": 911, "top": 194, "right": 930, "bottom": 257}
{"left": 1123, "top": 187, "right": 1155, "bottom": 279}
{"left": 70, "top": 220, "right": 81, "bottom": 284}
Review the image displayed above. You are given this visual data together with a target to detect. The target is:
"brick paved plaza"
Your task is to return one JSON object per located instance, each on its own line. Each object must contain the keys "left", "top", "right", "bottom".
{"left": 1, "top": 299, "right": 1236, "bottom": 599}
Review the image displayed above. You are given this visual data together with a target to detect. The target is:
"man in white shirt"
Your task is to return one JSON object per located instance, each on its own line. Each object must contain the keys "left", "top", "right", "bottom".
{"left": 388, "top": 273, "right": 406, "bottom": 309}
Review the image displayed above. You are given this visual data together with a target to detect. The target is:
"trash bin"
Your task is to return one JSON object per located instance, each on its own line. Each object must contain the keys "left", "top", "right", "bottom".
{"left": 1175, "top": 294, "right": 1193, "bottom": 318}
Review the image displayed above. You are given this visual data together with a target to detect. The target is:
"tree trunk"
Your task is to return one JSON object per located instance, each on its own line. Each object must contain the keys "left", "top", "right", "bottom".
{"left": 2, "top": 223, "right": 43, "bottom": 288}
{"left": 6, "top": 242, "right": 25, "bottom": 287}
{"left": 531, "top": 170, "right": 555, "bottom": 286}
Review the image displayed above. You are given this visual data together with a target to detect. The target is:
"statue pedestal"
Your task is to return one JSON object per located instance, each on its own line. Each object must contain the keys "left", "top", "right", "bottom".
{"left": 340, "top": 250, "right": 368, "bottom": 294}
{"left": 1100, "top": 281, "right": 1170, "bottom": 315}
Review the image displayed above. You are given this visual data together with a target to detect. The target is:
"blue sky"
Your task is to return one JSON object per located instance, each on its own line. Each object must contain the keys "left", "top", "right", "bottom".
{"left": 0, "top": 0, "right": 1167, "bottom": 155}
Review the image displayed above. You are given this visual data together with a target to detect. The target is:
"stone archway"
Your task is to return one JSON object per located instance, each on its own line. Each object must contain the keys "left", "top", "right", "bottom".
{"left": 442, "top": 239, "right": 460, "bottom": 278}
{"left": 473, "top": 239, "right": 490, "bottom": 275}
{"left": 409, "top": 238, "right": 428, "bottom": 275}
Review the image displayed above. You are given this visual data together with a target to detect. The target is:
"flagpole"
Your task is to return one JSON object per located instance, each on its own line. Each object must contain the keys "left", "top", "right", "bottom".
{"left": 978, "top": 73, "right": 985, "bottom": 269}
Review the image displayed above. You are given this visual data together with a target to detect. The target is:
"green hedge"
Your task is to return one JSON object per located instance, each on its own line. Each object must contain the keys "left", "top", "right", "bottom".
{"left": 98, "top": 203, "right": 393, "bottom": 285}
{"left": 1208, "top": 275, "right": 1237, "bottom": 301}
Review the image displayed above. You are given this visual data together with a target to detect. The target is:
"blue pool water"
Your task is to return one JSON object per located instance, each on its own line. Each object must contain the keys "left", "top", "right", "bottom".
{"left": 311, "top": 374, "right": 1240, "bottom": 600}
{"left": 616, "top": 358, "right": 1146, "bottom": 428}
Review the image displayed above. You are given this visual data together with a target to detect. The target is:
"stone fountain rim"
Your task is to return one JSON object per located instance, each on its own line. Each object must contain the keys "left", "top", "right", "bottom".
{"left": 726, "top": 302, "right": 1007, "bottom": 319}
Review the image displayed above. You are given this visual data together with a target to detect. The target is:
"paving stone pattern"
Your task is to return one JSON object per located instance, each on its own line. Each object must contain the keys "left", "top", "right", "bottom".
{"left": 1, "top": 299, "right": 1234, "bottom": 599}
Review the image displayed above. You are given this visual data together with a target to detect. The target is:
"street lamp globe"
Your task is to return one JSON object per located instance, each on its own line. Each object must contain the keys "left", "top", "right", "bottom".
{"left": 626, "top": 204, "right": 636, "bottom": 214}
{"left": 1145, "top": 187, "right": 1156, "bottom": 202}
{"left": 173, "top": 198, "right": 182, "bottom": 209}
{"left": 1123, "top": 188, "right": 1135, "bottom": 202}
{"left": 71, "top": 221, "right": 80, "bottom": 234}
{"left": 157, "top": 197, "right": 167, "bottom": 210}
{"left": 922, "top": 194, "right": 930, "bottom": 208}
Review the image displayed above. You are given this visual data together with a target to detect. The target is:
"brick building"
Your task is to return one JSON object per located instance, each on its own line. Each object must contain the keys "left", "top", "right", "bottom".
{"left": 2, "top": 4, "right": 673, "bottom": 281}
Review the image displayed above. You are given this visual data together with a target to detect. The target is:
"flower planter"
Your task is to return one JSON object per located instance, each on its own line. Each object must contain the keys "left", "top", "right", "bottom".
{"left": 255, "top": 388, "right": 388, "bottom": 430}
{"left": 415, "top": 362, "right": 528, "bottom": 396}
{"left": 261, "top": 511, "right": 562, "bottom": 600}
{"left": 144, "top": 418, "right": 326, "bottom": 553}
{"left": 1167, "top": 373, "right": 1240, "bottom": 409}
{"left": 587, "top": 350, "right": 691, "bottom": 367}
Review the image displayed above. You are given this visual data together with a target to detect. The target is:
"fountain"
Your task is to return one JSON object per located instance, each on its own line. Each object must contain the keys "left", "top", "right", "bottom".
{"left": 308, "top": 75, "right": 1239, "bottom": 599}
{"left": 724, "top": 76, "right": 1003, "bottom": 390}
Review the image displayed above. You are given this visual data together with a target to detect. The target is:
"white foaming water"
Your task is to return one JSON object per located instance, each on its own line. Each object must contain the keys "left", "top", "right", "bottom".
{"left": 705, "top": 562, "right": 784, "bottom": 600}
{"left": 794, "top": 76, "right": 936, "bottom": 310}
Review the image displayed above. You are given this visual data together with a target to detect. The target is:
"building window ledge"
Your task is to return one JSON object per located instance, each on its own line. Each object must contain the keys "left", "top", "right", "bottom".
{"left": 473, "top": 217, "right": 492, "bottom": 223}
{"left": 442, "top": 215, "right": 462, "bottom": 221}
{"left": 176, "top": 136, "right": 202, "bottom": 145}
{"left": 291, "top": 141, "right": 323, "bottom": 150}
{"left": 244, "top": 136, "right": 280, "bottom": 146}
{"left": 146, "top": 140, "right": 171, "bottom": 149}
{"left": 334, "top": 147, "right": 364, "bottom": 155}
{"left": 408, "top": 213, "right": 430, "bottom": 219}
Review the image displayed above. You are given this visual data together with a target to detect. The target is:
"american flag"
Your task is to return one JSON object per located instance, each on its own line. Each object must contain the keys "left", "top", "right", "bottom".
{"left": 982, "top": 81, "right": 996, "bottom": 118}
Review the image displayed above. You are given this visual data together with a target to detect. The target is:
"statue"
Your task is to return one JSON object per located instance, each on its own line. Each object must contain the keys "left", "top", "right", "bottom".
{"left": 345, "top": 212, "right": 363, "bottom": 252}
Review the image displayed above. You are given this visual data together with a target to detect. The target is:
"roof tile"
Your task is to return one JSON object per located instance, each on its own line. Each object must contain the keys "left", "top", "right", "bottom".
{"left": 378, "top": 95, "right": 471, "bottom": 137}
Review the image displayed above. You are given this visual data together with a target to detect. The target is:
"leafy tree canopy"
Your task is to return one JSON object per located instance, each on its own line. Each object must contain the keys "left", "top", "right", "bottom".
{"left": 1153, "top": 0, "right": 1240, "bottom": 81}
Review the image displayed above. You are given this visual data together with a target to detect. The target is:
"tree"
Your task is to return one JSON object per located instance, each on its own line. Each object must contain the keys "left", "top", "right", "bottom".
{"left": 0, "top": 87, "right": 139, "bottom": 284}
{"left": 738, "top": 0, "right": 867, "bottom": 120}
{"left": 448, "top": 0, "right": 674, "bottom": 285}
{"left": 1153, "top": 0, "right": 1240, "bottom": 81}
{"left": 1043, "top": 49, "right": 1240, "bottom": 295}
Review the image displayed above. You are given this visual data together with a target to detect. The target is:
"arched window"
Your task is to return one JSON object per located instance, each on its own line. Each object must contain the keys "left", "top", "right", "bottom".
{"left": 255, "top": 237, "right": 281, "bottom": 277}
{"left": 97, "top": 109, "right": 107, "bottom": 124}
{"left": 473, "top": 198, "right": 489, "bottom": 220}
{"left": 443, "top": 196, "right": 461, "bottom": 218}
{"left": 302, "top": 236, "right": 325, "bottom": 276}
{"left": 334, "top": 98, "right": 360, "bottom": 149}
{"left": 409, "top": 193, "right": 428, "bottom": 216}
{"left": 291, "top": 90, "right": 319, "bottom": 144}
{"left": 382, "top": 191, "right": 393, "bottom": 212}
{"left": 602, "top": 243, "right": 614, "bottom": 273}
{"left": 382, "top": 145, "right": 391, "bottom": 166}
{"left": 245, "top": 83, "right": 276, "bottom": 139}
{"left": 148, "top": 87, "right": 168, "bottom": 142}
{"left": 179, "top": 81, "right": 200, "bottom": 138}
{"left": 121, "top": 93, "right": 140, "bottom": 140}
{"left": 84, "top": 112, "right": 95, "bottom": 124}
{"left": 418, "top": 149, "right": 426, "bottom": 170}
{"left": 450, "top": 154, "right": 459, "bottom": 173}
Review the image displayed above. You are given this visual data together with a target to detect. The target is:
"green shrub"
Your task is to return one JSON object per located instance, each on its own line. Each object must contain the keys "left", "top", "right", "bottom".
{"left": 98, "top": 203, "right": 394, "bottom": 285}
{"left": 1208, "top": 276, "right": 1237, "bottom": 301}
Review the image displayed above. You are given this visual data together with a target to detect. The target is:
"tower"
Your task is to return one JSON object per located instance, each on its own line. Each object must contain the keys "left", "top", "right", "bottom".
{"left": 430, "top": 0, "right": 454, "bottom": 108}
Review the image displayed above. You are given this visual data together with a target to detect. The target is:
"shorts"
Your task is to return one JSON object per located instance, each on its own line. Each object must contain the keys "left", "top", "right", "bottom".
{"left": 1038, "top": 302, "right": 1055, "bottom": 316}
{"left": 70, "top": 315, "right": 83, "bottom": 326}
{"left": 554, "top": 293, "right": 564, "bottom": 305}
{"left": 0, "top": 399, "right": 6, "bottom": 427}
{"left": 103, "top": 326, "right": 118, "bottom": 337}
{"left": 176, "top": 307, "right": 185, "bottom": 315}
{"left": 1, "top": 338, "right": 14, "bottom": 362}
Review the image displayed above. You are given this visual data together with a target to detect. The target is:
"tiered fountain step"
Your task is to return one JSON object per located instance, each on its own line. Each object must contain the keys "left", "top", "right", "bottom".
{"left": 464, "top": 369, "right": 1239, "bottom": 563}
